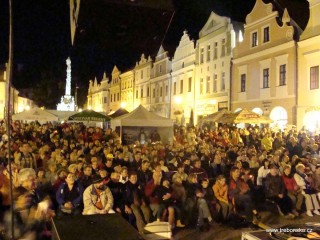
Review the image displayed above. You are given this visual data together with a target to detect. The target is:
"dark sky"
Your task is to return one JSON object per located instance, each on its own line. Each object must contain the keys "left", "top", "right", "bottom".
{"left": 0, "top": 0, "right": 309, "bottom": 106}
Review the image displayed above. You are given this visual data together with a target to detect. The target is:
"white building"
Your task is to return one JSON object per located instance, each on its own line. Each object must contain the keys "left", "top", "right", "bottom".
{"left": 171, "top": 30, "right": 196, "bottom": 124}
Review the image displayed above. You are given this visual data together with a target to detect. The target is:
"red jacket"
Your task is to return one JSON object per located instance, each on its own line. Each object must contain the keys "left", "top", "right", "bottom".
{"left": 282, "top": 174, "right": 299, "bottom": 192}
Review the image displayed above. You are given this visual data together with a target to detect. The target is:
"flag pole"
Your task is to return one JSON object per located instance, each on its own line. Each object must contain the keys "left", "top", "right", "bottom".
{"left": 6, "top": 0, "right": 15, "bottom": 238}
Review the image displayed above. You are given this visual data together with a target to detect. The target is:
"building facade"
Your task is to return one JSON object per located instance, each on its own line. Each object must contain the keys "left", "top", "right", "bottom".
{"left": 150, "top": 46, "right": 171, "bottom": 118}
{"left": 232, "top": 0, "right": 298, "bottom": 129}
{"left": 87, "top": 73, "right": 109, "bottom": 112}
{"left": 120, "top": 70, "right": 134, "bottom": 112}
{"left": 109, "top": 66, "right": 121, "bottom": 112}
{"left": 195, "top": 12, "right": 241, "bottom": 122}
{"left": 171, "top": 31, "right": 196, "bottom": 124}
{"left": 297, "top": 0, "right": 320, "bottom": 131}
{"left": 133, "top": 54, "right": 153, "bottom": 110}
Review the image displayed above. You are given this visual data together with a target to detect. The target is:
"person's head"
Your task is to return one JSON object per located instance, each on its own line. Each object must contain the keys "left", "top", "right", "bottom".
{"left": 92, "top": 175, "right": 105, "bottom": 190}
{"left": 262, "top": 159, "right": 270, "bottom": 169}
{"left": 65, "top": 172, "right": 75, "bottom": 185}
{"left": 230, "top": 167, "right": 240, "bottom": 180}
{"left": 99, "top": 168, "right": 108, "bottom": 178}
{"left": 141, "top": 160, "right": 150, "bottom": 171}
{"left": 177, "top": 163, "right": 185, "bottom": 173}
{"left": 18, "top": 168, "right": 36, "bottom": 190}
{"left": 187, "top": 173, "right": 197, "bottom": 184}
{"left": 129, "top": 172, "right": 138, "bottom": 184}
{"left": 173, "top": 176, "right": 183, "bottom": 185}
{"left": 111, "top": 172, "right": 120, "bottom": 182}
{"left": 68, "top": 164, "right": 77, "bottom": 174}
{"left": 201, "top": 178, "right": 209, "bottom": 189}
{"left": 57, "top": 168, "right": 67, "bottom": 179}
{"left": 121, "top": 167, "right": 128, "bottom": 178}
{"left": 37, "top": 168, "right": 45, "bottom": 178}
{"left": 269, "top": 164, "right": 279, "bottom": 176}
{"left": 283, "top": 165, "right": 291, "bottom": 176}
{"left": 315, "top": 165, "right": 320, "bottom": 175}
{"left": 162, "top": 179, "right": 170, "bottom": 188}
{"left": 193, "top": 159, "right": 201, "bottom": 168}
{"left": 83, "top": 165, "right": 92, "bottom": 176}
{"left": 216, "top": 174, "right": 226, "bottom": 186}
{"left": 295, "top": 163, "right": 305, "bottom": 174}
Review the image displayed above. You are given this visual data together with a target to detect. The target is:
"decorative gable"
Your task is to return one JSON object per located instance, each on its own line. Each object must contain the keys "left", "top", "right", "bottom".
{"left": 199, "top": 11, "right": 229, "bottom": 38}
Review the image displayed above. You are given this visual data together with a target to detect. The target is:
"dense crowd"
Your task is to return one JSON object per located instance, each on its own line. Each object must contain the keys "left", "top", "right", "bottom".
{"left": 1, "top": 121, "right": 320, "bottom": 239}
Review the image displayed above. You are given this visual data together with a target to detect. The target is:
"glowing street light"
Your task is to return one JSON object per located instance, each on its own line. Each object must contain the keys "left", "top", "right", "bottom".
{"left": 121, "top": 102, "right": 127, "bottom": 108}
{"left": 175, "top": 96, "right": 182, "bottom": 104}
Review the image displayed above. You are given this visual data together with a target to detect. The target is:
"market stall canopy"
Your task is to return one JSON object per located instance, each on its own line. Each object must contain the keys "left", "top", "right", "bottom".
{"left": 202, "top": 109, "right": 231, "bottom": 122}
{"left": 108, "top": 108, "right": 129, "bottom": 119}
{"left": 217, "top": 109, "right": 273, "bottom": 124}
{"left": 12, "top": 107, "right": 59, "bottom": 123}
{"left": 111, "top": 105, "right": 173, "bottom": 127}
{"left": 68, "top": 110, "right": 110, "bottom": 122}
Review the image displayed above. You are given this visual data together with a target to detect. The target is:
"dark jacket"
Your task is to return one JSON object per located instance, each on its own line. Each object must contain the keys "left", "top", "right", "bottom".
{"left": 264, "top": 173, "right": 286, "bottom": 198}
{"left": 56, "top": 181, "right": 84, "bottom": 207}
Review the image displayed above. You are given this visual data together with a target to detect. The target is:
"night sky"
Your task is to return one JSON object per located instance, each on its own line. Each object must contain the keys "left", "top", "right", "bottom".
{"left": 0, "top": 0, "right": 309, "bottom": 107}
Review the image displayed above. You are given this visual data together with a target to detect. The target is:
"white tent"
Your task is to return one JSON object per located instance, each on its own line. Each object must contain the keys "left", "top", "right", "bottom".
{"left": 111, "top": 105, "right": 174, "bottom": 144}
{"left": 12, "top": 107, "right": 59, "bottom": 123}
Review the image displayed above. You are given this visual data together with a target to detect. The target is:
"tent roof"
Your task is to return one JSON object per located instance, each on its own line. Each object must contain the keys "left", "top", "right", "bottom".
{"left": 217, "top": 109, "right": 272, "bottom": 124}
{"left": 12, "top": 107, "right": 59, "bottom": 122}
{"left": 108, "top": 108, "right": 129, "bottom": 119}
{"left": 111, "top": 105, "right": 173, "bottom": 127}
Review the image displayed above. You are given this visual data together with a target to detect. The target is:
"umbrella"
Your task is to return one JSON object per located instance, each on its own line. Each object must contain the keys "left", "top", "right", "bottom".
{"left": 108, "top": 108, "right": 129, "bottom": 119}
{"left": 217, "top": 109, "right": 272, "bottom": 124}
{"left": 68, "top": 110, "right": 111, "bottom": 122}
{"left": 202, "top": 109, "right": 231, "bottom": 122}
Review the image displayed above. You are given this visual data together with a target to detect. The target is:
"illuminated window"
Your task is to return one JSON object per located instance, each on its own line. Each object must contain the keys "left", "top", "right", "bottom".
{"left": 310, "top": 66, "right": 319, "bottom": 90}
{"left": 279, "top": 64, "right": 286, "bottom": 86}
{"left": 263, "top": 26, "right": 270, "bottom": 43}
{"left": 252, "top": 32, "right": 258, "bottom": 47}
{"left": 180, "top": 80, "right": 183, "bottom": 94}
{"left": 200, "top": 48, "right": 204, "bottom": 64}
{"left": 221, "top": 72, "right": 225, "bottom": 91}
{"left": 240, "top": 74, "right": 246, "bottom": 92}
{"left": 206, "top": 76, "right": 210, "bottom": 93}
{"left": 263, "top": 68, "right": 269, "bottom": 88}
{"left": 200, "top": 78, "right": 204, "bottom": 94}
{"left": 188, "top": 77, "right": 192, "bottom": 92}
{"left": 207, "top": 45, "right": 211, "bottom": 61}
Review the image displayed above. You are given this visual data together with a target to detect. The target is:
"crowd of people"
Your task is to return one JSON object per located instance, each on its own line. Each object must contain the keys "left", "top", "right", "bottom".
{"left": 1, "top": 120, "right": 320, "bottom": 239}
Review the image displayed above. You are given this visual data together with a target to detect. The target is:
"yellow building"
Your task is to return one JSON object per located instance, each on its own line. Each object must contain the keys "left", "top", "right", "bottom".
{"left": 232, "top": 0, "right": 298, "bottom": 129}
{"left": 171, "top": 30, "right": 196, "bottom": 124}
{"left": 109, "top": 66, "right": 121, "bottom": 112}
{"left": 120, "top": 70, "right": 134, "bottom": 112}
{"left": 150, "top": 45, "right": 171, "bottom": 118}
{"left": 297, "top": 0, "right": 320, "bottom": 132}
{"left": 87, "top": 73, "right": 109, "bottom": 112}
{"left": 195, "top": 12, "right": 242, "bottom": 122}
{"left": 133, "top": 54, "right": 152, "bottom": 110}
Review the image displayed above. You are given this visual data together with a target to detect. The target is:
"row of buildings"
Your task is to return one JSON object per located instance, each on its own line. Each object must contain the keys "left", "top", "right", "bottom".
{"left": 0, "top": 64, "right": 34, "bottom": 120}
{"left": 87, "top": 0, "right": 320, "bottom": 131}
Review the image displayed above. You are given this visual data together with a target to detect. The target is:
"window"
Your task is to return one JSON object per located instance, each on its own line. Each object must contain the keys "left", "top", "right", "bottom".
{"left": 136, "top": 90, "right": 138, "bottom": 99}
{"left": 200, "top": 78, "right": 204, "bottom": 94}
{"left": 104, "top": 97, "right": 107, "bottom": 103}
{"left": 153, "top": 88, "right": 155, "bottom": 98}
{"left": 207, "top": 45, "right": 211, "bottom": 61}
{"left": 117, "top": 93, "right": 120, "bottom": 101}
{"left": 279, "top": 64, "right": 286, "bottom": 86}
{"left": 165, "top": 85, "right": 168, "bottom": 96}
{"left": 188, "top": 77, "right": 192, "bottom": 92}
{"left": 214, "top": 42, "right": 218, "bottom": 59}
{"left": 310, "top": 66, "right": 319, "bottom": 90}
{"left": 213, "top": 74, "right": 217, "bottom": 92}
{"left": 140, "top": 88, "right": 143, "bottom": 98}
{"left": 240, "top": 74, "right": 246, "bottom": 92}
{"left": 263, "top": 27, "right": 270, "bottom": 43}
{"left": 221, "top": 72, "right": 225, "bottom": 91}
{"left": 114, "top": 94, "right": 116, "bottom": 102}
{"left": 221, "top": 38, "right": 226, "bottom": 57}
{"left": 200, "top": 48, "right": 204, "bottom": 64}
{"left": 159, "top": 65, "right": 162, "bottom": 73}
{"left": 141, "top": 70, "right": 143, "bottom": 79}
{"left": 111, "top": 94, "right": 113, "bottom": 102}
{"left": 173, "top": 82, "right": 177, "bottom": 95}
{"left": 147, "top": 87, "right": 150, "bottom": 97}
{"left": 206, "top": 76, "right": 210, "bottom": 93}
{"left": 263, "top": 68, "right": 269, "bottom": 88}
{"left": 180, "top": 80, "right": 183, "bottom": 93}
{"left": 252, "top": 32, "right": 258, "bottom": 47}
{"left": 160, "top": 87, "right": 163, "bottom": 97}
